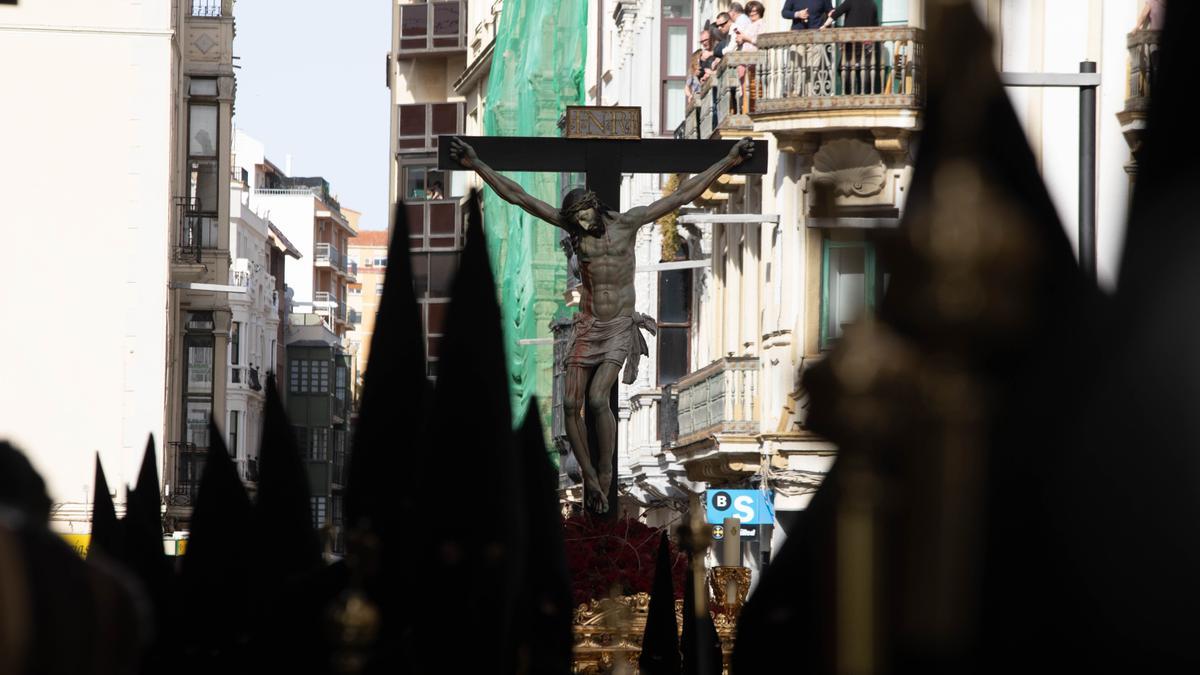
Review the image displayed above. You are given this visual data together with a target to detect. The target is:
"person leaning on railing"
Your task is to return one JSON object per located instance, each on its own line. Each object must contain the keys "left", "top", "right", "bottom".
{"left": 698, "top": 29, "right": 720, "bottom": 83}
{"left": 734, "top": 2, "right": 767, "bottom": 114}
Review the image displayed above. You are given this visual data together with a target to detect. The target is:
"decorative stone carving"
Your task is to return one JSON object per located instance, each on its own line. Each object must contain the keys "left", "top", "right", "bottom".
{"left": 811, "top": 138, "right": 887, "bottom": 197}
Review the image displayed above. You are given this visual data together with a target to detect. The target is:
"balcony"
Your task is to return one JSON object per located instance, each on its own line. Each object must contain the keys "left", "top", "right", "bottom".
{"left": 678, "top": 27, "right": 925, "bottom": 141}
{"left": 315, "top": 243, "right": 345, "bottom": 273}
{"left": 168, "top": 441, "right": 205, "bottom": 506}
{"left": 675, "top": 356, "right": 760, "bottom": 444}
{"left": 752, "top": 26, "right": 924, "bottom": 133}
{"left": 229, "top": 257, "right": 252, "bottom": 288}
{"left": 175, "top": 209, "right": 220, "bottom": 264}
{"left": 1118, "top": 29, "right": 1160, "bottom": 169}
{"left": 397, "top": 101, "right": 465, "bottom": 153}
{"left": 189, "top": 0, "right": 230, "bottom": 17}
{"left": 677, "top": 52, "right": 762, "bottom": 140}
{"left": 397, "top": 0, "right": 466, "bottom": 56}
{"left": 670, "top": 357, "right": 762, "bottom": 483}
{"left": 314, "top": 291, "right": 338, "bottom": 310}
{"left": 231, "top": 364, "right": 263, "bottom": 391}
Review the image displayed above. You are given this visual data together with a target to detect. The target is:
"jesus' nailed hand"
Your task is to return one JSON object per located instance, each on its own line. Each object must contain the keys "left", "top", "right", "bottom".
{"left": 448, "top": 135, "right": 753, "bottom": 514}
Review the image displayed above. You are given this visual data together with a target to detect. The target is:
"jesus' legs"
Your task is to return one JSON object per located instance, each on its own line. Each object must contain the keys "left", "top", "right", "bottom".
{"left": 587, "top": 362, "right": 623, "bottom": 514}
{"left": 564, "top": 365, "right": 606, "bottom": 513}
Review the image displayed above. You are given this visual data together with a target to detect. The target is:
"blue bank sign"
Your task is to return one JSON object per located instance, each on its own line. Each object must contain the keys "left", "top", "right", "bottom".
{"left": 705, "top": 489, "right": 774, "bottom": 526}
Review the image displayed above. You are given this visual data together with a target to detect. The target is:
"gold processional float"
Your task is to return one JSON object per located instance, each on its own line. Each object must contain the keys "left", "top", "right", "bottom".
{"left": 570, "top": 497, "right": 752, "bottom": 674}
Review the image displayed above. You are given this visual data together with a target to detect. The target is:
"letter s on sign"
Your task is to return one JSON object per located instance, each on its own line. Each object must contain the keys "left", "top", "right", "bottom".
{"left": 734, "top": 495, "right": 755, "bottom": 522}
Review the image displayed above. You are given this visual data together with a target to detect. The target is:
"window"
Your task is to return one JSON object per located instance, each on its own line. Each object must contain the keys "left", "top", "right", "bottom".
{"left": 189, "top": 77, "right": 218, "bottom": 97}
{"left": 230, "top": 321, "right": 241, "bottom": 383}
{"left": 397, "top": 1, "right": 463, "bottom": 52}
{"left": 411, "top": 252, "right": 459, "bottom": 298}
{"left": 374, "top": 257, "right": 388, "bottom": 267}
{"left": 188, "top": 105, "right": 218, "bottom": 157}
{"left": 350, "top": 285, "right": 363, "bottom": 295}
{"left": 185, "top": 400, "right": 211, "bottom": 447}
{"left": 374, "top": 282, "right": 384, "bottom": 295}
{"left": 311, "top": 496, "right": 328, "bottom": 530}
{"left": 183, "top": 317, "right": 214, "bottom": 450}
{"left": 308, "top": 428, "right": 329, "bottom": 460}
{"left": 407, "top": 199, "right": 461, "bottom": 250}
{"left": 404, "top": 165, "right": 456, "bottom": 201}
{"left": 423, "top": 300, "right": 449, "bottom": 377}
{"left": 820, "top": 239, "right": 888, "bottom": 349}
{"left": 289, "top": 359, "right": 305, "bottom": 393}
{"left": 657, "top": 249, "right": 692, "bottom": 385}
{"left": 228, "top": 410, "right": 239, "bottom": 457}
{"left": 397, "top": 102, "right": 464, "bottom": 151}
{"left": 186, "top": 336, "right": 214, "bottom": 395}
{"left": 289, "top": 358, "right": 329, "bottom": 394}
{"left": 660, "top": 1, "right": 693, "bottom": 134}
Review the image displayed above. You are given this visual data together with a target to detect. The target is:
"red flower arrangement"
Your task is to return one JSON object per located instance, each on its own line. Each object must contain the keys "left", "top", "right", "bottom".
{"left": 562, "top": 514, "right": 687, "bottom": 607}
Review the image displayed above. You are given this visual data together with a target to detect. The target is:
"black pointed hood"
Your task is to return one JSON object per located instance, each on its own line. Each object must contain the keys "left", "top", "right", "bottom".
{"left": 1066, "top": 2, "right": 1200, "bottom": 667}
{"left": 414, "top": 189, "right": 526, "bottom": 671}
{"left": 639, "top": 531, "right": 681, "bottom": 675}
{"left": 515, "top": 400, "right": 572, "bottom": 674}
{"left": 739, "top": 3, "right": 1099, "bottom": 671}
{"left": 254, "top": 373, "right": 321, "bottom": 576}
{"left": 178, "top": 421, "right": 254, "bottom": 667}
{"left": 121, "top": 437, "right": 171, "bottom": 648}
{"left": 87, "top": 454, "right": 121, "bottom": 561}
{"left": 345, "top": 200, "right": 431, "bottom": 534}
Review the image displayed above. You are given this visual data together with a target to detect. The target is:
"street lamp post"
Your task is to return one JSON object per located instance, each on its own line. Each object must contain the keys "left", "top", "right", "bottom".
{"left": 1000, "top": 61, "right": 1102, "bottom": 281}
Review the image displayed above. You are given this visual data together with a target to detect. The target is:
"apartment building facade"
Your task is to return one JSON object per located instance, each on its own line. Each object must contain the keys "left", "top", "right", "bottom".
{"left": 345, "top": 230, "right": 391, "bottom": 387}
{"left": 388, "top": 0, "right": 470, "bottom": 381}
{"left": 0, "top": 0, "right": 242, "bottom": 535}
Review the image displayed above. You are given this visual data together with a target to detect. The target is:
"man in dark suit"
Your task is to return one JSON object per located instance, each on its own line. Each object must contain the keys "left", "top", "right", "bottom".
{"left": 781, "top": 0, "right": 833, "bottom": 30}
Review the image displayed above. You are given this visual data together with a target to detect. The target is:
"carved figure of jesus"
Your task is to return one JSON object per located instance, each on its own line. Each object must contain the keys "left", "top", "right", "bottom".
{"left": 450, "top": 136, "right": 755, "bottom": 513}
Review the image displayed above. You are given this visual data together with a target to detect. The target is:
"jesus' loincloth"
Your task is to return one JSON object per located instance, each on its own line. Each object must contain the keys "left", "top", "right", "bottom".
{"left": 565, "top": 312, "right": 658, "bottom": 385}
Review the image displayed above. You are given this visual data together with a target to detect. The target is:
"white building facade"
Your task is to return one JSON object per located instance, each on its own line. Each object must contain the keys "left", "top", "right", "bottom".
{"left": 0, "top": 0, "right": 221, "bottom": 533}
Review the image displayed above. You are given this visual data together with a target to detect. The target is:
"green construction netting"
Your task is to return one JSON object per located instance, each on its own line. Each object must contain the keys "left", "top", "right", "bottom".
{"left": 482, "top": 0, "right": 587, "bottom": 454}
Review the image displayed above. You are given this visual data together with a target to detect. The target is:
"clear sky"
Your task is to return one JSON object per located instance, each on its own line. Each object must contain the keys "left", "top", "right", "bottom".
{"left": 232, "top": 0, "right": 391, "bottom": 231}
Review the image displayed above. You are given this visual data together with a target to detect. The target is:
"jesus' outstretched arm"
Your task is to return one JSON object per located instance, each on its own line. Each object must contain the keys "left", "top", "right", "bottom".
{"left": 448, "top": 136, "right": 565, "bottom": 228}
{"left": 625, "top": 137, "right": 755, "bottom": 226}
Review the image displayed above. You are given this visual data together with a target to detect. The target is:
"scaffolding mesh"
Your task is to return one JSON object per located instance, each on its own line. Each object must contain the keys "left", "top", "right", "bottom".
{"left": 482, "top": 0, "right": 587, "bottom": 450}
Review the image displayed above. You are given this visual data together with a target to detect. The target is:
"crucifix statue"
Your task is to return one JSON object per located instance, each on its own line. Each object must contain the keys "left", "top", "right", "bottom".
{"left": 441, "top": 125, "right": 765, "bottom": 515}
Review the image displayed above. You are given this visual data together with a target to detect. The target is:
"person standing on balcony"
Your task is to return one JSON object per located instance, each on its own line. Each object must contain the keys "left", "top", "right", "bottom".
{"left": 782, "top": 0, "right": 833, "bottom": 30}
{"left": 735, "top": 2, "right": 767, "bottom": 113}
{"left": 735, "top": 1, "right": 766, "bottom": 51}
{"left": 819, "top": 0, "right": 879, "bottom": 28}
{"left": 729, "top": 3, "right": 753, "bottom": 39}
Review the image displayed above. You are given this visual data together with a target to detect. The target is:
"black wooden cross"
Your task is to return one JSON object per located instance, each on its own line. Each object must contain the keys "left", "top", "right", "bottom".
{"left": 438, "top": 134, "right": 768, "bottom": 515}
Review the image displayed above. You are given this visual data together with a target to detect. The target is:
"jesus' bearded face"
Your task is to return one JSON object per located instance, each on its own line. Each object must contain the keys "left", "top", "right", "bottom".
{"left": 574, "top": 207, "right": 598, "bottom": 232}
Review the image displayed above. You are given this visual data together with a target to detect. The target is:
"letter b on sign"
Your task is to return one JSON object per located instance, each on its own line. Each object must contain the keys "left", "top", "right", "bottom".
{"left": 713, "top": 491, "right": 731, "bottom": 510}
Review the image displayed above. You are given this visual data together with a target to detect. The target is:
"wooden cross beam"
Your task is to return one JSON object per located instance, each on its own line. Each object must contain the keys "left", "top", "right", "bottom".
{"left": 438, "top": 135, "right": 768, "bottom": 207}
